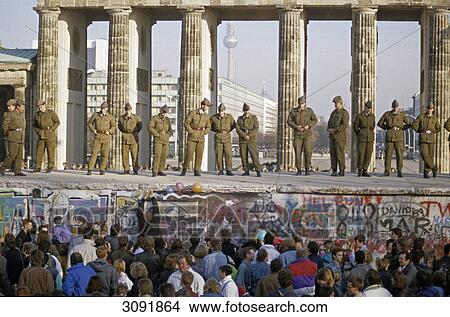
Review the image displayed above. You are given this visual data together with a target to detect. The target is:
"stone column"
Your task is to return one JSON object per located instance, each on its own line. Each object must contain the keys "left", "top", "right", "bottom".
{"left": 107, "top": 7, "right": 131, "bottom": 171}
{"left": 350, "top": 7, "right": 377, "bottom": 172}
{"left": 424, "top": 9, "right": 450, "bottom": 173}
{"left": 35, "top": 8, "right": 60, "bottom": 112}
{"left": 178, "top": 8, "right": 203, "bottom": 168}
{"left": 277, "top": 6, "right": 305, "bottom": 171}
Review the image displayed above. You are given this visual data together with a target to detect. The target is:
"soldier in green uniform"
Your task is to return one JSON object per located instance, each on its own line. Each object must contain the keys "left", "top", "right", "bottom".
{"left": 377, "top": 99, "right": 410, "bottom": 177}
{"left": 412, "top": 103, "right": 441, "bottom": 178}
{"left": 181, "top": 98, "right": 211, "bottom": 176}
{"left": 148, "top": 105, "right": 173, "bottom": 177}
{"left": 210, "top": 103, "right": 235, "bottom": 176}
{"left": 87, "top": 101, "right": 116, "bottom": 175}
{"left": 327, "top": 96, "right": 349, "bottom": 176}
{"left": 287, "top": 96, "right": 318, "bottom": 175}
{"left": 118, "top": 103, "right": 142, "bottom": 175}
{"left": 32, "top": 99, "right": 60, "bottom": 173}
{"left": 0, "top": 101, "right": 26, "bottom": 176}
{"left": 353, "top": 100, "right": 376, "bottom": 177}
{"left": 2, "top": 99, "right": 17, "bottom": 168}
{"left": 236, "top": 103, "right": 262, "bottom": 177}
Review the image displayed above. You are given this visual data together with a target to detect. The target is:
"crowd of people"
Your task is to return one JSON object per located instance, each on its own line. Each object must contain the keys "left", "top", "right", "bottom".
{"left": 0, "top": 219, "right": 449, "bottom": 297}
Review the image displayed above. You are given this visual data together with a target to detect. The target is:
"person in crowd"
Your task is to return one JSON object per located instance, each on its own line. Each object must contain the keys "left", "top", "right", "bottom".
{"left": 114, "top": 284, "right": 129, "bottom": 297}
{"left": 399, "top": 251, "right": 418, "bottom": 296}
{"left": 160, "top": 283, "right": 176, "bottom": 297}
{"left": 346, "top": 278, "right": 363, "bottom": 297}
{"left": 167, "top": 253, "right": 205, "bottom": 296}
{"left": 176, "top": 271, "right": 198, "bottom": 297}
{"left": 219, "top": 265, "right": 239, "bottom": 297}
{"left": 307, "top": 241, "right": 324, "bottom": 269}
{"left": 3, "top": 233, "right": 24, "bottom": 286}
{"left": 432, "top": 243, "right": 450, "bottom": 272}
{"left": 52, "top": 216, "right": 71, "bottom": 245}
{"left": 235, "top": 246, "right": 255, "bottom": 294}
{"left": 431, "top": 271, "right": 446, "bottom": 297}
{"left": 160, "top": 254, "right": 178, "bottom": 284}
{"left": 256, "top": 232, "right": 280, "bottom": 265}
{"left": 412, "top": 249, "right": 432, "bottom": 273}
{"left": 202, "top": 278, "right": 222, "bottom": 297}
{"left": 192, "top": 244, "right": 208, "bottom": 277}
{"left": 203, "top": 238, "right": 230, "bottom": 281}
{"left": 63, "top": 252, "right": 96, "bottom": 296}
{"left": 220, "top": 229, "right": 240, "bottom": 267}
{"left": 349, "top": 250, "right": 369, "bottom": 286}
{"left": 315, "top": 267, "right": 341, "bottom": 297}
{"left": 255, "top": 258, "right": 282, "bottom": 297}
{"left": 270, "top": 269, "right": 296, "bottom": 297}
{"left": 327, "top": 247, "right": 345, "bottom": 294}
{"left": 362, "top": 269, "right": 392, "bottom": 297}
{"left": 377, "top": 257, "right": 393, "bottom": 294}
{"left": 108, "top": 235, "right": 133, "bottom": 272}
{"left": 289, "top": 248, "right": 317, "bottom": 296}
{"left": 87, "top": 246, "right": 118, "bottom": 296}
{"left": 134, "top": 236, "right": 162, "bottom": 292}
{"left": 18, "top": 249, "right": 55, "bottom": 295}
{"left": 278, "top": 238, "right": 298, "bottom": 269}
{"left": 248, "top": 249, "right": 270, "bottom": 296}
{"left": 68, "top": 226, "right": 97, "bottom": 267}
{"left": 416, "top": 270, "right": 440, "bottom": 297}
{"left": 113, "top": 259, "right": 133, "bottom": 292}
{"left": 104, "top": 224, "right": 120, "bottom": 251}
{"left": 138, "top": 278, "right": 154, "bottom": 297}
{"left": 85, "top": 276, "right": 106, "bottom": 296}
{"left": 16, "top": 219, "right": 33, "bottom": 250}
{"left": 127, "top": 262, "right": 148, "bottom": 297}
{"left": 15, "top": 285, "right": 31, "bottom": 297}
{"left": 392, "top": 270, "right": 408, "bottom": 297}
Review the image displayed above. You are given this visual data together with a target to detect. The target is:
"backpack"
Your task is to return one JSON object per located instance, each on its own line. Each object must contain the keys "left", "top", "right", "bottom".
{"left": 226, "top": 255, "right": 238, "bottom": 281}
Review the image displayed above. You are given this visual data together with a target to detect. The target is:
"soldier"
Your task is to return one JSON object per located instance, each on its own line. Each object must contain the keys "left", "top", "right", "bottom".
{"left": 287, "top": 96, "right": 318, "bottom": 175}
{"left": 32, "top": 99, "right": 60, "bottom": 173}
{"left": 210, "top": 103, "right": 236, "bottom": 176}
{"left": 0, "top": 100, "right": 26, "bottom": 176}
{"left": 87, "top": 101, "right": 116, "bottom": 175}
{"left": 236, "top": 103, "right": 262, "bottom": 177}
{"left": 377, "top": 99, "right": 410, "bottom": 177}
{"left": 148, "top": 105, "right": 173, "bottom": 177}
{"left": 180, "top": 98, "right": 211, "bottom": 176}
{"left": 118, "top": 103, "right": 142, "bottom": 175}
{"left": 327, "top": 96, "right": 349, "bottom": 176}
{"left": 353, "top": 100, "right": 376, "bottom": 177}
{"left": 2, "top": 99, "right": 17, "bottom": 169}
{"left": 412, "top": 103, "right": 441, "bottom": 178}
{"left": 445, "top": 116, "right": 450, "bottom": 151}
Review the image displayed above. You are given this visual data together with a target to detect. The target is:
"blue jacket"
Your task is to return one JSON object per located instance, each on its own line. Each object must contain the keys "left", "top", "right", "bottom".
{"left": 63, "top": 263, "right": 96, "bottom": 296}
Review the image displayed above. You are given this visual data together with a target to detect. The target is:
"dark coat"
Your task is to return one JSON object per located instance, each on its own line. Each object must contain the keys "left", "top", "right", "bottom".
{"left": 88, "top": 259, "right": 118, "bottom": 296}
{"left": 4, "top": 247, "right": 24, "bottom": 285}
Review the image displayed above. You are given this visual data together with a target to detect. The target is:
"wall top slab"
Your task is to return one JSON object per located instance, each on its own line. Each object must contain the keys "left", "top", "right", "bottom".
{"left": 36, "top": 0, "right": 450, "bottom": 9}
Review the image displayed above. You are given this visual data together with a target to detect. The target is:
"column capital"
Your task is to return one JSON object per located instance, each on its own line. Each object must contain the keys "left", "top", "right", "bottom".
{"left": 425, "top": 7, "right": 450, "bottom": 15}
{"left": 105, "top": 6, "right": 132, "bottom": 15}
{"left": 177, "top": 6, "right": 205, "bottom": 14}
{"left": 33, "top": 6, "right": 61, "bottom": 16}
{"left": 276, "top": 5, "right": 303, "bottom": 13}
{"left": 351, "top": 6, "right": 378, "bottom": 14}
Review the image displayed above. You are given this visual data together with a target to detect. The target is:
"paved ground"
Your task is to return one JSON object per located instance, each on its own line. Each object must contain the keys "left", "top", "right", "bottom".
{"left": 0, "top": 159, "right": 448, "bottom": 195}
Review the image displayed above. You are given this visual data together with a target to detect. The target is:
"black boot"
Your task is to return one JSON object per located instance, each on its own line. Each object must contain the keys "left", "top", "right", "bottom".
{"left": 397, "top": 171, "right": 403, "bottom": 178}
{"left": 194, "top": 170, "right": 201, "bottom": 176}
{"left": 381, "top": 171, "right": 390, "bottom": 177}
{"left": 99, "top": 170, "right": 105, "bottom": 175}
{"left": 331, "top": 170, "right": 338, "bottom": 176}
{"left": 424, "top": 172, "right": 430, "bottom": 179}
{"left": 296, "top": 170, "right": 302, "bottom": 176}
{"left": 158, "top": 171, "right": 167, "bottom": 176}
{"left": 338, "top": 170, "right": 345, "bottom": 177}
{"left": 226, "top": 170, "right": 234, "bottom": 176}
{"left": 180, "top": 169, "right": 186, "bottom": 176}
{"left": 217, "top": 170, "right": 224, "bottom": 175}
{"left": 432, "top": 166, "right": 437, "bottom": 178}
{"left": 357, "top": 169, "right": 362, "bottom": 177}
{"left": 362, "top": 170, "right": 371, "bottom": 177}
{"left": 242, "top": 171, "right": 250, "bottom": 176}
{"left": 256, "top": 171, "right": 262, "bottom": 177}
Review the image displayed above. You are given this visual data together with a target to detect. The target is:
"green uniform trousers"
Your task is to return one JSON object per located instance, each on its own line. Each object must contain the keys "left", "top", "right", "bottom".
{"left": 3, "top": 142, "right": 23, "bottom": 172}
{"left": 419, "top": 143, "right": 435, "bottom": 173}
{"left": 215, "top": 141, "right": 233, "bottom": 171}
{"left": 36, "top": 138, "right": 57, "bottom": 170}
{"left": 153, "top": 142, "right": 168, "bottom": 173}
{"left": 88, "top": 139, "right": 110, "bottom": 171}
{"left": 384, "top": 141, "right": 403, "bottom": 171}
{"left": 357, "top": 141, "right": 374, "bottom": 171}
{"left": 240, "top": 142, "right": 261, "bottom": 172}
{"left": 183, "top": 140, "right": 204, "bottom": 171}
{"left": 122, "top": 143, "right": 138, "bottom": 171}
{"left": 293, "top": 137, "right": 312, "bottom": 171}
{"left": 330, "top": 138, "right": 346, "bottom": 171}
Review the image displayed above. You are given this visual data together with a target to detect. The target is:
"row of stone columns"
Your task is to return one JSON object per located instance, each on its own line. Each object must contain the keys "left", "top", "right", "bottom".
{"left": 35, "top": 6, "right": 450, "bottom": 172}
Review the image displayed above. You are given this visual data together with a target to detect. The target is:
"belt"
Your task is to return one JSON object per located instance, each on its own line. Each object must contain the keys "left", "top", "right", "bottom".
{"left": 244, "top": 129, "right": 251, "bottom": 133}
{"left": 9, "top": 128, "right": 22, "bottom": 131}
{"left": 39, "top": 127, "right": 51, "bottom": 130}
{"left": 218, "top": 130, "right": 229, "bottom": 133}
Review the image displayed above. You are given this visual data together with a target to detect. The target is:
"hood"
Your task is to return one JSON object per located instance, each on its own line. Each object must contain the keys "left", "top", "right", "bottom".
{"left": 88, "top": 259, "right": 111, "bottom": 273}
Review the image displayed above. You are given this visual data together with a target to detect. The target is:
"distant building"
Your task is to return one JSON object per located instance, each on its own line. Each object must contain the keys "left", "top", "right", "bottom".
{"left": 87, "top": 39, "right": 108, "bottom": 72}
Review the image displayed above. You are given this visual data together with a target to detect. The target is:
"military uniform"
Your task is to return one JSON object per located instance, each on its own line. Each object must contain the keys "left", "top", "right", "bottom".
{"left": 87, "top": 111, "right": 116, "bottom": 172}
{"left": 33, "top": 108, "right": 60, "bottom": 171}
{"left": 353, "top": 110, "right": 376, "bottom": 174}
{"left": 118, "top": 113, "right": 142, "bottom": 173}
{"left": 183, "top": 109, "right": 211, "bottom": 172}
{"left": 445, "top": 117, "right": 450, "bottom": 143}
{"left": 412, "top": 111, "right": 441, "bottom": 176}
{"left": 287, "top": 105, "right": 318, "bottom": 174}
{"left": 2, "top": 99, "right": 17, "bottom": 168}
{"left": 148, "top": 112, "right": 173, "bottom": 175}
{"left": 327, "top": 107, "right": 349, "bottom": 174}
{"left": 210, "top": 112, "right": 235, "bottom": 173}
{"left": 377, "top": 108, "right": 410, "bottom": 174}
{"left": 1, "top": 109, "right": 26, "bottom": 175}
{"left": 236, "top": 113, "right": 261, "bottom": 174}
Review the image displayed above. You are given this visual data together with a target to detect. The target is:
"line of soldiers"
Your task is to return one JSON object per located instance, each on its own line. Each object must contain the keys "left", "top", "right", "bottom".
{"left": 1, "top": 96, "right": 450, "bottom": 178}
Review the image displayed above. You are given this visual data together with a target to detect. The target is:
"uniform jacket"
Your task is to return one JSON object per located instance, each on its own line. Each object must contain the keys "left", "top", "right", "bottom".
{"left": 377, "top": 111, "right": 410, "bottom": 142}
{"left": 2, "top": 110, "right": 26, "bottom": 143}
{"left": 412, "top": 113, "right": 441, "bottom": 143}
{"left": 118, "top": 113, "right": 142, "bottom": 144}
{"left": 33, "top": 109, "right": 60, "bottom": 140}
{"left": 353, "top": 111, "right": 376, "bottom": 142}
{"left": 88, "top": 112, "right": 117, "bottom": 142}
{"left": 445, "top": 117, "right": 450, "bottom": 140}
{"left": 287, "top": 107, "right": 318, "bottom": 138}
{"left": 148, "top": 114, "right": 173, "bottom": 144}
{"left": 236, "top": 114, "right": 259, "bottom": 144}
{"left": 327, "top": 108, "right": 349, "bottom": 141}
{"left": 210, "top": 113, "right": 235, "bottom": 143}
{"left": 184, "top": 109, "right": 211, "bottom": 142}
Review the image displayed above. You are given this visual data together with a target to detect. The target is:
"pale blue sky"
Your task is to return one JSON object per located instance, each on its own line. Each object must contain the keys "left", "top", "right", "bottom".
{"left": 0, "top": 0, "right": 421, "bottom": 118}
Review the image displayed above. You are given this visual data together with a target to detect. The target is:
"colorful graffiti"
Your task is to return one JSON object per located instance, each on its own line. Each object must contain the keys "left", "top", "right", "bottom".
{"left": 0, "top": 188, "right": 448, "bottom": 249}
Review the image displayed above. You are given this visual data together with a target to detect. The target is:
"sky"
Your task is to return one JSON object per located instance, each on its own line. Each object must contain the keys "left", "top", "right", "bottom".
{"left": 0, "top": 0, "right": 421, "bottom": 118}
